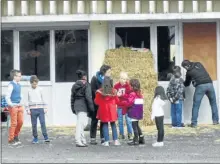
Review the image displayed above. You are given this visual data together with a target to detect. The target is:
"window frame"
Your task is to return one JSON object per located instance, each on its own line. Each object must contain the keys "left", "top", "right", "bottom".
{"left": 1, "top": 22, "right": 90, "bottom": 86}
{"left": 109, "top": 21, "right": 180, "bottom": 84}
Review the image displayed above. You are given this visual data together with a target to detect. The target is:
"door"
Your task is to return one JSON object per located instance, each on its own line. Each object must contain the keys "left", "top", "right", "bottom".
{"left": 53, "top": 29, "right": 89, "bottom": 125}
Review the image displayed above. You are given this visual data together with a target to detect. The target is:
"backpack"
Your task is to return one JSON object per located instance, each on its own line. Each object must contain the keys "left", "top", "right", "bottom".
{"left": 1, "top": 95, "right": 8, "bottom": 108}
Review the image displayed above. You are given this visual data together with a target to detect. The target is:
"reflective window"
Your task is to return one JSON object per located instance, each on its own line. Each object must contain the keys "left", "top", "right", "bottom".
{"left": 55, "top": 30, "right": 88, "bottom": 82}
{"left": 19, "top": 31, "right": 50, "bottom": 80}
{"left": 1, "top": 30, "right": 14, "bottom": 81}
{"left": 115, "top": 27, "right": 150, "bottom": 49}
{"left": 157, "top": 26, "right": 176, "bottom": 81}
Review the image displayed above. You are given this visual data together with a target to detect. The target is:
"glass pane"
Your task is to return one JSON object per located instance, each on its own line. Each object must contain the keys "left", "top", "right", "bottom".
{"left": 157, "top": 26, "right": 176, "bottom": 81}
{"left": 19, "top": 31, "right": 50, "bottom": 81}
{"left": 115, "top": 27, "right": 150, "bottom": 49}
{"left": 1, "top": 30, "right": 14, "bottom": 81}
{"left": 55, "top": 30, "right": 88, "bottom": 82}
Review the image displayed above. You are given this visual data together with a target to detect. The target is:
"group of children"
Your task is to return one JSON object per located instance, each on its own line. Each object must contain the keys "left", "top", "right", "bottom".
{"left": 4, "top": 64, "right": 185, "bottom": 148}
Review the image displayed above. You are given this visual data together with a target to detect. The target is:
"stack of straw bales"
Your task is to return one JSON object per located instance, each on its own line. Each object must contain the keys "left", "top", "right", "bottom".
{"left": 104, "top": 48, "right": 157, "bottom": 126}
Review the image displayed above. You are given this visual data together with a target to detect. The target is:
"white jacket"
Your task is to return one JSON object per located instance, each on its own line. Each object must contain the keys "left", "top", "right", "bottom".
{"left": 151, "top": 97, "right": 166, "bottom": 121}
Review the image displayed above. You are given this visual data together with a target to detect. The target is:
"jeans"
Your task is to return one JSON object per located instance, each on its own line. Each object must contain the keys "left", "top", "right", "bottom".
{"left": 75, "top": 112, "right": 88, "bottom": 144}
{"left": 30, "top": 108, "right": 48, "bottom": 139}
{"left": 117, "top": 108, "right": 133, "bottom": 135}
{"left": 102, "top": 122, "right": 118, "bottom": 142}
{"left": 171, "top": 101, "right": 183, "bottom": 127}
{"left": 155, "top": 116, "right": 164, "bottom": 142}
{"left": 192, "top": 83, "right": 219, "bottom": 126}
{"left": 90, "top": 110, "right": 104, "bottom": 139}
{"left": 132, "top": 121, "right": 143, "bottom": 141}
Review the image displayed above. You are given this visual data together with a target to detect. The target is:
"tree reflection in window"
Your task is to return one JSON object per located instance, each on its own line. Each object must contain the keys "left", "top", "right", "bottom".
{"left": 55, "top": 30, "right": 88, "bottom": 82}
{"left": 19, "top": 31, "right": 50, "bottom": 80}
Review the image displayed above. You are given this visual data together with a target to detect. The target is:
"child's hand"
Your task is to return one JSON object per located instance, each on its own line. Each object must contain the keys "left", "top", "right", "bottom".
{"left": 26, "top": 110, "right": 31, "bottom": 115}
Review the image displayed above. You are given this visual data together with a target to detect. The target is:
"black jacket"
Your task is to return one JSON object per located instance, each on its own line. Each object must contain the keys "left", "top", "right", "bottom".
{"left": 71, "top": 80, "right": 94, "bottom": 115}
{"left": 90, "top": 72, "right": 103, "bottom": 111}
{"left": 184, "top": 62, "right": 212, "bottom": 87}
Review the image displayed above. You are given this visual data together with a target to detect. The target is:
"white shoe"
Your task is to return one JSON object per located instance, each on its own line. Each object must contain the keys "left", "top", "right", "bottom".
{"left": 102, "top": 141, "right": 109, "bottom": 146}
{"left": 172, "top": 126, "right": 177, "bottom": 129}
{"left": 114, "top": 140, "right": 121, "bottom": 146}
{"left": 152, "top": 142, "right": 164, "bottom": 147}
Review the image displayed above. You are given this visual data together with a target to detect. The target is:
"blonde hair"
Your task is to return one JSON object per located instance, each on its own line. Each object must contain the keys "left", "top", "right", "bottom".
{"left": 120, "top": 72, "right": 128, "bottom": 79}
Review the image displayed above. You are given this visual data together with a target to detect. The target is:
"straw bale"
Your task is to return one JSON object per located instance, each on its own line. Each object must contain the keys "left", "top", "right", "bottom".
{"left": 104, "top": 47, "right": 158, "bottom": 126}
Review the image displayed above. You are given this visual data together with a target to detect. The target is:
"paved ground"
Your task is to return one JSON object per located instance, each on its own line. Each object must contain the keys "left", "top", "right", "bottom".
{"left": 2, "top": 125, "right": 220, "bottom": 163}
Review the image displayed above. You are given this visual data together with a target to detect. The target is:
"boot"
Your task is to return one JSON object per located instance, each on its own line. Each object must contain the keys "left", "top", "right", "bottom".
{"left": 128, "top": 136, "right": 139, "bottom": 146}
{"left": 128, "top": 133, "right": 133, "bottom": 141}
{"left": 139, "top": 135, "right": 145, "bottom": 144}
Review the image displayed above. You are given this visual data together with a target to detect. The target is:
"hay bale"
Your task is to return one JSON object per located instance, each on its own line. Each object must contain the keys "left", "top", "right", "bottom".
{"left": 104, "top": 47, "right": 157, "bottom": 126}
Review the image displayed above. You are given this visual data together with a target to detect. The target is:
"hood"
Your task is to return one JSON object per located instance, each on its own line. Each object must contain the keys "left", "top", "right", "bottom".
{"left": 73, "top": 80, "right": 87, "bottom": 90}
{"left": 96, "top": 71, "right": 104, "bottom": 84}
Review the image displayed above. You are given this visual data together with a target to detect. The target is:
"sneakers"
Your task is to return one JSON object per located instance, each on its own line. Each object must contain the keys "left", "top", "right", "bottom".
{"left": 14, "top": 136, "right": 22, "bottom": 145}
{"left": 152, "top": 142, "right": 164, "bottom": 147}
{"left": 101, "top": 138, "right": 105, "bottom": 144}
{"left": 76, "top": 143, "right": 88, "bottom": 147}
{"left": 8, "top": 140, "right": 19, "bottom": 146}
{"left": 32, "top": 138, "right": 39, "bottom": 144}
{"left": 139, "top": 135, "right": 145, "bottom": 144}
{"left": 128, "top": 133, "right": 133, "bottom": 141}
{"left": 114, "top": 140, "right": 121, "bottom": 146}
{"left": 102, "top": 141, "right": 109, "bottom": 147}
{"left": 213, "top": 122, "right": 219, "bottom": 125}
{"left": 90, "top": 138, "right": 98, "bottom": 145}
{"left": 44, "top": 136, "right": 50, "bottom": 143}
{"left": 188, "top": 124, "right": 197, "bottom": 128}
{"left": 128, "top": 137, "right": 139, "bottom": 146}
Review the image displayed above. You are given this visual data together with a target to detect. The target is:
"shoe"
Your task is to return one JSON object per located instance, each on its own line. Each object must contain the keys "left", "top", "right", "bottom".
{"left": 172, "top": 126, "right": 177, "bottom": 129}
{"left": 139, "top": 135, "right": 145, "bottom": 144}
{"left": 128, "top": 133, "right": 133, "bottom": 140}
{"left": 14, "top": 136, "right": 22, "bottom": 145}
{"left": 119, "top": 134, "right": 125, "bottom": 140}
{"left": 32, "top": 138, "right": 39, "bottom": 144}
{"left": 102, "top": 141, "right": 109, "bottom": 146}
{"left": 76, "top": 143, "right": 88, "bottom": 147}
{"left": 128, "top": 137, "right": 139, "bottom": 146}
{"left": 8, "top": 140, "right": 18, "bottom": 146}
{"left": 44, "top": 137, "right": 50, "bottom": 143}
{"left": 114, "top": 140, "right": 121, "bottom": 146}
{"left": 90, "top": 138, "right": 97, "bottom": 145}
{"left": 213, "top": 122, "right": 219, "bottom": 125}
{"left": 101, "top": 138, "right": 105, "bottom": 144}
{"left": 81, "top": 140, "right": 87, "bottom": 146}
{"left": 188, "top": 124, "right": 197, "bottom": 128}
{"left": 181, "top": 123, "right": 185, "bottom": 127}
{"left": 152, "top": 142, "right": 164, "bottom": 147}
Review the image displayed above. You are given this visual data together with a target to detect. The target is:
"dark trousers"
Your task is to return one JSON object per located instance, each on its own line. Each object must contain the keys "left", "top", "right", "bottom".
{"left": 90, "top": 110, "right": 104, "bottom": 139}
{"left": 192, "top": 83, "right": 219, "bottom": 126}
{"left": 132, "top": 121, "right": 143, "bottom": 140}
{"left": 155, "top": 116, "right": 164, "bottom": 142}
{"left": 30, "top": 108, "right": 48, "bottom": 139}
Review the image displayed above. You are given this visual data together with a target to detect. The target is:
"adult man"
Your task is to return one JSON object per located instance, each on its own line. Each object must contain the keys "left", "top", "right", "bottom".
{"left": 181, "top": 60, "right": 219, "bottom": 127}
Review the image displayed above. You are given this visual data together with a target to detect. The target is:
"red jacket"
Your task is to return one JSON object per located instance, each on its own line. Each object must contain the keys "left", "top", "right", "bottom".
{"left": 114, "top": 82, "right": 131, "bottom": 115}
{"left": 94, "top": 89, "right": 119, "bottom": 122}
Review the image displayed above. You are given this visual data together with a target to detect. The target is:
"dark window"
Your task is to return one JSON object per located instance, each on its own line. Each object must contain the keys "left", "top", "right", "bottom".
{"left": 115, "top": 27, "right": 150, "bottom": 49}
{"left": 19, "top": 31, "right": 50, "bottom": 81}
{"left": 1, "top": 30, "right": 14, "bottom": 81}
{"left": 55, "top": 30, "right": 88, "bottom": 82}
{"left": 157, "top": 26, "right": 176, "bottom": 81}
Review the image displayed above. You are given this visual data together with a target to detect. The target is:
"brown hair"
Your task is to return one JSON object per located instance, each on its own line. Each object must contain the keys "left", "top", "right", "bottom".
{"left": 30, "top": 75, "right": 39, "bottom": 84}
{"left": 102, "top": 76, "right": 114, "bottom": 95}
{"left": 130, "top": 79, "right": 141, "bottom": 92}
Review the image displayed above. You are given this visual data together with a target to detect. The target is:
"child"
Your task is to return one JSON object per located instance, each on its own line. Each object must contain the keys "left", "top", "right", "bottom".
{"left": 114, "top": 72, "right": 132, "bottom": 140}
{"left": 5, "top": 69, "right": 24, "bottom": 146}
{"left": 95, "top": 76, "right": 120, "bottom": 146}
{"left": 26, "top": 75, "right": 50, "bottom": 144}
{"left": 167, "top": 66, "right": 185, "bottom": 128}
{"left": 151, "top": 86, "right": 167, "bottom": 147}
{"left": 71, "top": 70, "right": 94, "bottom": 147}
{"left": 118, "top": 79, "right": 145, "bottom": 146}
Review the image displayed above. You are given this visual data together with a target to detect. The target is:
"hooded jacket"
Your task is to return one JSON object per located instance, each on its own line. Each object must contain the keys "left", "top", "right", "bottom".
{"left": 184, "top": 62, "right": 212, "bottom": 87}
{"left": 94, "top": 88, "right": 119, "bottom": 122}
{"left": 71, "top": 80, "right": 94, "bottom": 115}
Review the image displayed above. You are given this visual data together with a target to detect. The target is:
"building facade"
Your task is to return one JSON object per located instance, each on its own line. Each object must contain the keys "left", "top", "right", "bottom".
{"left": 1, "top": 0, "right": 220, "bottom": 126}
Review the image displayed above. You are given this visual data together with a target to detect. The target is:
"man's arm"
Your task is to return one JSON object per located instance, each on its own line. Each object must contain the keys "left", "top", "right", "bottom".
{"left": 5, "top": 84, "right": 13, "bottom": 107}
{"left": 184, "top": 73, "right": 192, "bottom": 87}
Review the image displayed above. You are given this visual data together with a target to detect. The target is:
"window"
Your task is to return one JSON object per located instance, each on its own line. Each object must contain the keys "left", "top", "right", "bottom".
{"left": 19, "top": 31, "right": 50, "bottom": 81}
{"left": 1, "top": 30, "right": 14, "bottom": 81}
{"left": 115, "top": 27, "right": 150, "bottom": 49}
{"left": 55, "top": 30, "right": 88, "bottom": 82}
{"left": 157, "top": 26, "right": 176, "bottom": 81}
